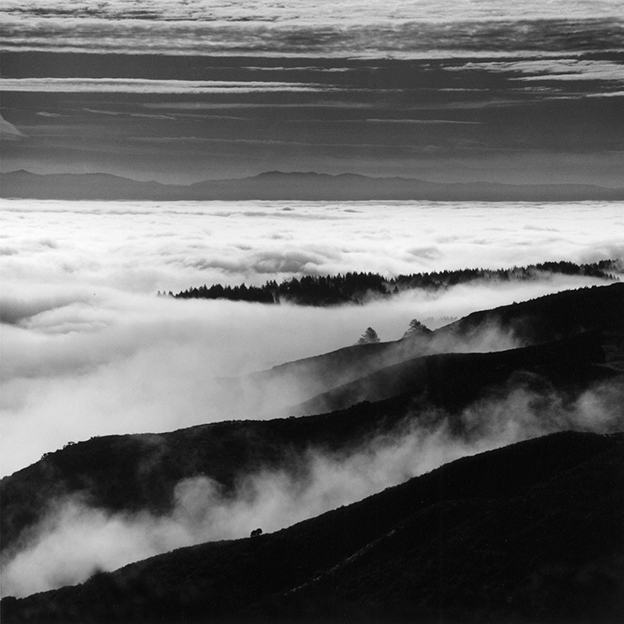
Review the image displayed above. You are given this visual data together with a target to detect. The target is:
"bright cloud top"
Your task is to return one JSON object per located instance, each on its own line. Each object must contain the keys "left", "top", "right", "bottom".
{"left": 2, "top": 200, "right": 622, "bottom": 293}
{"left": 1, "top": 199, "right": 622, "bottom": 477}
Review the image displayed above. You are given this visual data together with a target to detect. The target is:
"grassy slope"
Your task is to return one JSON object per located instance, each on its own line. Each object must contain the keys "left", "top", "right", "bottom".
{"left": 2, "top": 431, "right": 622, "bottom": 623}
{"left": 1, "top": 328, "right": 616, "bottom": 557}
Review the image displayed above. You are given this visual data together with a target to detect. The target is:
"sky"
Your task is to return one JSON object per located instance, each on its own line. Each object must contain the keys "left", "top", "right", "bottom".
{"left": 1, "top": 0, "right": 624, "bottom": 185}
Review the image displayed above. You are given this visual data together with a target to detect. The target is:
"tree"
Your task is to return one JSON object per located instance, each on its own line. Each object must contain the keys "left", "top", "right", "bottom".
{"left": 403, "top": 318, "right": 432, "bottom": 339}
{"left": 358, "top": 327, "right": 380, "bottom": 345}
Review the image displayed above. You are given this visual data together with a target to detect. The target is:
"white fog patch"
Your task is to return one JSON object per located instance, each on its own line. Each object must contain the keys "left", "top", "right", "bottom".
{"left": 2, "top": 377, "right": 622, "bottom": 599}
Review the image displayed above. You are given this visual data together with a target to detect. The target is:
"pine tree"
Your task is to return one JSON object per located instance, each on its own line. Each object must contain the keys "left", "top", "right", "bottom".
{"left": 358, "top": 327, "right": 380, "bottom": 345}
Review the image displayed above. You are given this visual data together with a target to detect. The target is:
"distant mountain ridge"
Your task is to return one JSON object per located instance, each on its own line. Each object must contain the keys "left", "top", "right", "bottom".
{"left": 2, "top": 170, "right": 624, "bottom": 201}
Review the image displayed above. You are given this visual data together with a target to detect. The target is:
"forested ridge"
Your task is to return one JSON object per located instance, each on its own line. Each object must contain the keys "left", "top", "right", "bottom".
{"left": 167, "top": 259, "right": 621, "bottom": 305}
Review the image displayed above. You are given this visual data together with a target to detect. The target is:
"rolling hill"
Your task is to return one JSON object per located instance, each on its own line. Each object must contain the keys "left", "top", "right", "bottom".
{"left": 2, "top": 430, "right": 623, "bottom": 623}
{"left": 1, "top": 284, "right": 622, "bottom": 575}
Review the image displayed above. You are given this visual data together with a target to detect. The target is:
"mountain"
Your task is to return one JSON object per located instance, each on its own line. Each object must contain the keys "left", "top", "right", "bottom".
{"left": 2, "top": 170, "right": 624, "bottom": 201}
{"left": 0, "top": 170, "right": 171, "bottom": 201}
{"left": 2, "top": 431, "right": 623, "bottom": 623}
{"left": 2, "top": 284, "right": 622, "bottom": 565}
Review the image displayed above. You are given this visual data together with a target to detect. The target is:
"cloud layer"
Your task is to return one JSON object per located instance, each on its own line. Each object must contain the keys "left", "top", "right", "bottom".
{"left": 1, "top": 199, "right": 622, "bottom": 476}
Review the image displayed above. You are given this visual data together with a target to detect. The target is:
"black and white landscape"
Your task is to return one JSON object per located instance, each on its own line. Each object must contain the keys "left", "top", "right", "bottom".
{"left": 1, "top": 1, "right": 623, "bottom": 623}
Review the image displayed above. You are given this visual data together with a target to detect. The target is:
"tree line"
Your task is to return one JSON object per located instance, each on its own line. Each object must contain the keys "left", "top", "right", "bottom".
{"left": 162, "top": 259, "right": 621, "bottom": 306}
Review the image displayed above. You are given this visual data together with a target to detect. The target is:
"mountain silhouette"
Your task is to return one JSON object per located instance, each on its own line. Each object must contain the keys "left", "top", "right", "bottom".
{"left": 2, "top": 170, "right": 624, "bottom": 201}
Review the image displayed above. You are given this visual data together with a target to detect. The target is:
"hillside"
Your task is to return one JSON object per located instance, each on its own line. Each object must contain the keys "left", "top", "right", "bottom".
{"left": 283, "top": 330, "right": 613, "bottom": 417}
{"left": 2, "top": 285, "right": 622, "bottom": 564}
{"left": 3, "top": 170, "right": 624, "bottom": 201}
{"left": 2, "top": 431, "right": 623, "bottom": 623}
{"left": 438, "top": 282, "right": 624, "bottom": 344}
{"left": 241, "top": 283, "right": 624, "bottom": 413}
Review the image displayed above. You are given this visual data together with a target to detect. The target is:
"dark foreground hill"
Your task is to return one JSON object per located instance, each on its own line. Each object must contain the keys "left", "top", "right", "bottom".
{"left": 2, "top": 431, "right": 623, "bottom": 623}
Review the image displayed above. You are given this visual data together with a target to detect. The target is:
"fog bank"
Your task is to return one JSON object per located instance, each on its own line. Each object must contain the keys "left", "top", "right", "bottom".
{"left": 1, "top": 200, "right": 621, "bottom": 475}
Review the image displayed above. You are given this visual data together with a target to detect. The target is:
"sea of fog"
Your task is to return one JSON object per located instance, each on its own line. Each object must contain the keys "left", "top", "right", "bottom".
{"left": 1, "top": 199, "right": 623, "bottom": 477}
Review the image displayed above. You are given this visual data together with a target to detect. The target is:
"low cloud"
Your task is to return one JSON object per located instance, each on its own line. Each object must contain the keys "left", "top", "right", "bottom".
{"left": 2, "top": 200, "right": 620, "bottom": 293}
{"left": 1, "top": 199, "right": 621, "bottom": 476}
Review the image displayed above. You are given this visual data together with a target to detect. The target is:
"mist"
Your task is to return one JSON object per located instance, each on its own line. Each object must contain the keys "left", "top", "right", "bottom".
{"left": 2, "top": 199, "right": 622, "bottom": 475}
{"left": 3, "top": 269, "right": 617, "bottom": 478}
{"left": 2, "top": 375, "right": 622, "bottom": 599}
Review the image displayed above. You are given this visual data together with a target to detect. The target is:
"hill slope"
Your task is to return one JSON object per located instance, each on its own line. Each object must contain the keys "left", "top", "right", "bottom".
{"left": 2, "top": 431, "right": 623, "bottom": 623}
{"left": 2, "top": 285, "right": 622, "bottom": 559}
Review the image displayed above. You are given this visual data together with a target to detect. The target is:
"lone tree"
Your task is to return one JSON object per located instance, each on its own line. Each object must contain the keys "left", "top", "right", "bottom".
{"left": 403, "top": 318, "right": 432, "bottom": 339}
{"left": 358, "top": 327, "right": 380, "bottom": 345}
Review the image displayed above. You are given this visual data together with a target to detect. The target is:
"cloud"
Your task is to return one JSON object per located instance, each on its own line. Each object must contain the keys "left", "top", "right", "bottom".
{"left": 142, "top": 102, "right": 378, "bottom": 110}
{"left": 449, "top": 58, "right": 624, "bottom": 85}
{"left": 0, "top": 113, "right": 25, "bottom": 140}
{"left": 1, "top": 199, "right": 621, "bottom": 477}
{"left": 1, "top": 195, "right": 621, "bottom": 596}
{"left": 2, "top": 0, "right": 621, "bottom": 25}
{"left": 365, "top": 119, "right": 484, "bottom": 125}
{"left": 3, "top": 4, "right": 621, "bottom": 57}
{"left": 0, "top": 78, "right": 329, "bottom": 94}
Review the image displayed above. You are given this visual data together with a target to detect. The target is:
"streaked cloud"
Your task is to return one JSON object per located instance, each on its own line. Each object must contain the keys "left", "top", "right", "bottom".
{"left": 2, "top": 11, "right": 622, "bottom": 58}
{"left": 449, "top": 58, "right": 624, "bottom": 85}
{"left": 2, "top": 1, "right": 620, "bottom": 24}
{"left": 0, "top": 113, "right": 25, "bottom": 139}
{"left": 364, "top": 119, "right": 484, "bottom": 125}
{"left": 0, "top": 78, "right": 328, "bottom": 94}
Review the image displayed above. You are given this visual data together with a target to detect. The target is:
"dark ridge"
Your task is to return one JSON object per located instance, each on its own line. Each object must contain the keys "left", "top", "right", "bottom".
{"left": 169, "top": 260, "right": 622, "bottom": 306}
{"left": 2, "top": 431, "right": 622, "bottom": 623}
{"left": 438, "top": 282, "right": 624, "bottom": 344}
{"left": 284, "top": 330, "right": 613, "bottom": 417}
{"left": 247, "top": 282, "right": 624, "bottom": 399}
